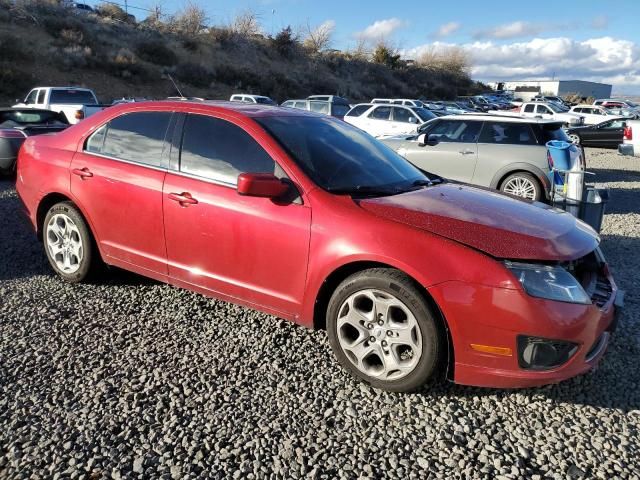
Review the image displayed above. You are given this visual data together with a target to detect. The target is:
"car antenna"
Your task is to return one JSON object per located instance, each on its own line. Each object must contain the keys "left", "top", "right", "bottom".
{"left": 167, "top": 73, "right": 184, "bottom": 98}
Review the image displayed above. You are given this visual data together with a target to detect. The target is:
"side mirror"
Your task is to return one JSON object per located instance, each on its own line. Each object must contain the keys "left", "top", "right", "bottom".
{"left": 237, "top": 173, "right": 290, "bottom": 199}
{"left": 427, "top": 134, "right": 439, "bottom": 146}
{"left": 417, "top": 133, "right": 428, "bottom": 146}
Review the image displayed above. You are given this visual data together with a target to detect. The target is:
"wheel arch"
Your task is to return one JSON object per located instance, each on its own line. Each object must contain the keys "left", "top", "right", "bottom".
{"left": 312, "top": 260, "right": 455, "bottom": 380}
{"left": 491, "top": 165, "right": 550, "bottom": 201}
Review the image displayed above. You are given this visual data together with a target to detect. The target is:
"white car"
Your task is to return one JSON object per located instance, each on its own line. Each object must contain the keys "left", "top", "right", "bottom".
{"left": 371, "top": 98, "right": 425, "bottom": 108}
{"left": 229, "top": 94, "right": 276, "bottom": 105}
{"left": 344, "top": 104, "right": 437, "bottom": 137}
{"left": 619, "top": 119, "right": 640, "bottom": 156}
{"left": 569, "top": 105, "right": 617, "bottom": 125}
{"left": 13, "top": 87, "right": 105, "bottom": 124}
{"left": 490, "top": 102, "right": 584, "bottom": 126}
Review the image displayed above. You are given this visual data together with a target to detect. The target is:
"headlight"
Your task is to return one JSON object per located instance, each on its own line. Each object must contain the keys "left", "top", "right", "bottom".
{"left": 505, "top": 262, "right": 591, "bottom": 304}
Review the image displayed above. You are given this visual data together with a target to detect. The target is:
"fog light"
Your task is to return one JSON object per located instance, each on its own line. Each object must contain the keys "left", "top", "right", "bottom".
{"left": 517, "top": 336, "right": 578, "bottom": 370}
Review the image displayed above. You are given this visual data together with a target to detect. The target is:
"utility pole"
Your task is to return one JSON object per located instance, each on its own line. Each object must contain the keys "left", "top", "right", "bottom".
{"left": 124, "top": 0, "right": 128, "bottom": 13}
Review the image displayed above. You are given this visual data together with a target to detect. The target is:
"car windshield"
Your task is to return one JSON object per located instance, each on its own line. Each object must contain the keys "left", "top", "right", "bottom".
{"left": 411, "top": 107, "right": 437, "bottom": 122}
{"left": 625, "top": 100, "right": 637, "bottom": 107}
{"left": 50, "top": 89, "right": 97, "bottom": 105}
{"left": 0, "top": 110, "right": 68, "bottom": 126}
{"left": 256, "top": 116, "right": 431, "bottom": 195}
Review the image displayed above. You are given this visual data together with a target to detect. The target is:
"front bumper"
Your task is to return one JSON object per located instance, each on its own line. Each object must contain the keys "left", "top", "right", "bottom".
{"left": 428, "top": 268, "right": 620, "bottom": 389}
{"left": 618, "top": 144, "right": 635, "bottom": 156}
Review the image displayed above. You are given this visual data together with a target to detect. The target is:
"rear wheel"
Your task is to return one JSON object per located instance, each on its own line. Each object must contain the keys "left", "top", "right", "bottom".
{"left": 43, "top": 202, "right": 97, "bottom": 283}
{"left": 326, "top": 268, "right": 444, "bottom": 392}
{"left": 568, "top": 133, "right": 581, "bottom": 145}
{"left": 500, "top": 172, "right": 542, "bottom": 201}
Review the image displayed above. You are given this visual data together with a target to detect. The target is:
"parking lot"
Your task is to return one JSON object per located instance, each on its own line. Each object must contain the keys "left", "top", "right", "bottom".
{"left": 0, "top": 147, "right": 637, "bottom": 479}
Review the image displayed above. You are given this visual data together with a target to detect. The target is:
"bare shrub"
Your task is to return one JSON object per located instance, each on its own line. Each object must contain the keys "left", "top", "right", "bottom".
{"left": 416, "top": 45, "right": 470, "bottom": 76}
{"left": 0, "top": 32, "right": 28, "bottom": 61}
{"left": 96, "top": 3, "right": 135, "bottom": 24}
{"left": 169, "top": 1, "right": 207, "bottom": 35}
{"left": 135, "top": 39, "right": 177, "bottom": 66}
{"left": 302, "top": 20, "right": 334, "bottom": 54}
{"left": 175, "top": 62, "right": 213, "bottom": 87}
{"left": 230, "top": 9, "right": 261, "bottom": 36}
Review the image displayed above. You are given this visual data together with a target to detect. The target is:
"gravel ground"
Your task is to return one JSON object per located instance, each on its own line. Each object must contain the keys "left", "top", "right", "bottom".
{"left": 1, "top": 148, "right": 639, "bottom": 480}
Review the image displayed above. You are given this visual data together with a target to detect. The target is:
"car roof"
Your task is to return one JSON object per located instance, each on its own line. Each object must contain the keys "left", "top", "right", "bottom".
{"left": 436, "top": 113, "right": 565, "bottom": 124}
{"left": 106, "top": 100, "right": 321, "bottom": 118}
{"left": 32, "top": 87, "right": 94, "bottom": 91}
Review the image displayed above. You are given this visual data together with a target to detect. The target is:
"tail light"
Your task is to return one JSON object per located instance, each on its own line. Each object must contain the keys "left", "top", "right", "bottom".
{"left": 75, "top": 110, "right": 85, "bottom": 120}
{"left": 624, "top": 126, "right": 632, "bottom": 140}
{"left": 0, "top": 129, "right": 27, "bottom": 138}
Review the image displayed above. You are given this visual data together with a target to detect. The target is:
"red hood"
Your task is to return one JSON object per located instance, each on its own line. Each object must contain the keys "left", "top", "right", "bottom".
{"left": 358, "top": 183, "right": 599, "bottom": 261}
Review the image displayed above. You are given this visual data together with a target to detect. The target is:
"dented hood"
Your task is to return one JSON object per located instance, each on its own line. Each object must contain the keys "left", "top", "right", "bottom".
{"left": 358, "top": 183, "right": 599, "bottom": 261}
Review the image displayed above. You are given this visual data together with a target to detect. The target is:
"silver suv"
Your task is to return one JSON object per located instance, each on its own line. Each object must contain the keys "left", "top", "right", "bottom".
{"left": 381, "top": 115, "right": 577, "bottom": 201}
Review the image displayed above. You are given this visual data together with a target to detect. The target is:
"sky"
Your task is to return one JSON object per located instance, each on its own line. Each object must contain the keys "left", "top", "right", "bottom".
{"left": 95, "top": 0, "right": 640, "bottom": 94}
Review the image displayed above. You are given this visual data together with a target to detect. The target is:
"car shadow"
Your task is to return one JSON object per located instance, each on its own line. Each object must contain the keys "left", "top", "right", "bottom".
{"left": 589, "top": 167, "right": 640, "bottom": 184}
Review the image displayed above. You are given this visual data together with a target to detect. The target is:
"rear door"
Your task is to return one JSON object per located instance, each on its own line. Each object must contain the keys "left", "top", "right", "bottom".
{"left": 162, "top": 113, "right": 311, "bottom": 316}
{"left": 70, "top": 110, "right": 174, "bottom": 276}
{"left": 401, "top": 119, "right": 481, "bottom": 182}
{"left": 391, "top": 106, "right": 420, "bottom": 134}
{"left": 476, "top": 121, "right": 542, "bottom": 187}
{"left": 364, "top": 105, "right": 392, "bottom": 136}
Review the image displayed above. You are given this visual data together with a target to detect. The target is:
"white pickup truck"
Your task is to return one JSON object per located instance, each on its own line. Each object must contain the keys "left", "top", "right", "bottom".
{"left": 13, "top": 87, "right": 107, "bottom": 124}
{"left": 490, "top": 102, "right": 584, "bottom": 126}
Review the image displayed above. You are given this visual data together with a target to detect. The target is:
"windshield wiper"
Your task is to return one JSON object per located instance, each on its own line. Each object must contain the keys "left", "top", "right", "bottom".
{"left": 326, "top": 185, "right": 402, "bottom": 197}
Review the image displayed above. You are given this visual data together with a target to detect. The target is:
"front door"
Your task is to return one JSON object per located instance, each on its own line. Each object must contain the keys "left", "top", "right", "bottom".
{"left": 163, "top": 113, "right": 311, "bottom": 316}
{"left": 402, "top": 119, "right": 481, "bottom": 182}
{"left": 70, "top": 110, "right": 174, "bottom": 276}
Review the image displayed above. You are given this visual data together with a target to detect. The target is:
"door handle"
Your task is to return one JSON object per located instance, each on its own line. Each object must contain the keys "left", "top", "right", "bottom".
{"left": 459, "top": 150, "right": 475, "bottom": 155}
{"left": 168, "top": 192, "right": 198, "bottom": 206}
{"left": 72, "top": 167, "right": 93, "bottom": 179}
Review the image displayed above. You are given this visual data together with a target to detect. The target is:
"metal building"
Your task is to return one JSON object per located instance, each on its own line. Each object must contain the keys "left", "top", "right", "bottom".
{"left": 489, "top": 80, "right": 612, "bottom": 99}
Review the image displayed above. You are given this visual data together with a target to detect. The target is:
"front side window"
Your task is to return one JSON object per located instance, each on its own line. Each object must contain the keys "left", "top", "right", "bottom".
{"left": 294, "top": 101, "right": 308, "bottom": 109}
{"left": 89, "top": 111, "right": 172, "bottom": 167}
{"left": 535, "top": 105, "right": 551, "bottom": 114}
{"left": 180, "top": 114, "right": 275, "bottom": 185}
{"left": 524, "top": 104, "right": 535, "bottom": 113}
{"left": 256, "top": 116, "right": 428, "bottom": 193}
{"left": 479, "top": 122, "right": 537, "bottom": 145}
{"left": 24, "top": 90, "right": 38, "bottom": 105}
{"left": 369, "top": 106, "right": 391, "bottom": 120}
{"left": 428, "top": 120, "right": 482, "bottom": 143}
{"left": 602, "top": 119, "right": 626, "bottom": 129}
{"left": 36, "top": 90, "right": 46, "bottom": 104}
{"left": 346, "top": 105, "right": 371, "bottom": 117}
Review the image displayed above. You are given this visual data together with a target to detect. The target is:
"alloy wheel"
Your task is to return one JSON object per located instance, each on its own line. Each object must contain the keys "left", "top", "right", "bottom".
{"left": 502, "top": 176, "right": 537, "bottom": 200}
{"left": 569, "top": 134, "right": 581, "bottom": 144}
{"left": 335, "top": 289, "right": 422, "bottom": 380}
{"left": 46, "top": 213, "right": 84, "bottom": 274}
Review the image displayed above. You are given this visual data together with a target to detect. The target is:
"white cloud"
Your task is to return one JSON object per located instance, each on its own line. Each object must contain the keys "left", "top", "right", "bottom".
{"left": 355, "top": 18, "right": 407, "bottom": 42}
{"left": 434, "top": 21, "right": 460, "bottom": 38}
{"left": 474, "top": 21, "right": 545, "bottom": 40}
{"left": 403, "top": 36, "right": 640, "bottom": 91}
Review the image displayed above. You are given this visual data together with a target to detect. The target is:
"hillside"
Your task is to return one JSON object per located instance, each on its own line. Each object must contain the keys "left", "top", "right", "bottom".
{"left": 0, "top": 1, "right": 484, "bottom": 105}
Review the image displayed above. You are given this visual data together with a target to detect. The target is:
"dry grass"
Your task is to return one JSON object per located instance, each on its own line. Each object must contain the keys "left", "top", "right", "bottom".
{"left": 0, "top": 1, "right": 483, "bottom": 104}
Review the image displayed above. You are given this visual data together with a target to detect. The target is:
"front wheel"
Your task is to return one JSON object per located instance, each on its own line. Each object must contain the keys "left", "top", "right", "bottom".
{"left": 43, "top": 202, "right": 97, "bottom": 283}
{"left": 326, "top": 268, "right": 445, "bottom": 392}
{"left": 500, "top": 172, "right": 542, "bottom": 201}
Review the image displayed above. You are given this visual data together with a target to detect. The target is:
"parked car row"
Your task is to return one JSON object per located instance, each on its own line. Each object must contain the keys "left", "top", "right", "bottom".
{"left": 13, "top": 99, "right": 621, "bottom": 393}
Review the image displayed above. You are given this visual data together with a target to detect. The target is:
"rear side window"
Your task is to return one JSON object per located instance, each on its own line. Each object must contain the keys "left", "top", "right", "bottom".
{"left": 345, "top": 105, "right": 371, "bottom": 117}
{"left": 294, "top": 101, "right": 308, "bottom": 109}
{"left": 479, "top": 122, "right": 537, "bottom": 145}
{"left": 179, "top": 114, "right": 275, "bottom": 185}
{"left": 392, "top": 107, "right": 417, "bottom": 123}
{"left": 309, "top": 102, "right": 330, "bottom": 114}
{"left": 369, "top": 106, "right": 391, "bottom": 120}
{"left": 429, "top": 120, "right": 482, "bottom": 143}
{"left": 89, "top": 111, "right": 172, "bottom": 167}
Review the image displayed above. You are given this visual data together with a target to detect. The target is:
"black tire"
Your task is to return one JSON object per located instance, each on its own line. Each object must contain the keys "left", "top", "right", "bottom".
{"left": 500, "top": 172, "right": 543, "bottom": 201}
{"left": 42, "top": 201, "right": 98, "bottom": 283}
{"left": 326, "top": 268, "right": 445, "bottom": 393}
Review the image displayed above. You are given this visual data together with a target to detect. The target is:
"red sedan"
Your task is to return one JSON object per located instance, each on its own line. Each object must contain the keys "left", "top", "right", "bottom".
{"left": 16, "top": 101, "right": 621, "bottom": 392}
